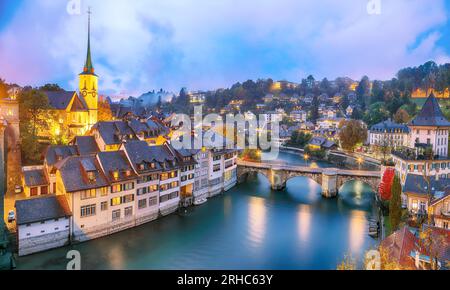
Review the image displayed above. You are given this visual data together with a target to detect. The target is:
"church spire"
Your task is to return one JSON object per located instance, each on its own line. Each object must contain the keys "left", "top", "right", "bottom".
{"left": 82, "top": 7, "right": 94, "bottom": 75}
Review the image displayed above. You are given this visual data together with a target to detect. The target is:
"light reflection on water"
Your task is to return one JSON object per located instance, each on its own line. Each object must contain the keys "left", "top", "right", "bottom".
{"left": 247, "top": 197, "right": 267, "bottom": 249}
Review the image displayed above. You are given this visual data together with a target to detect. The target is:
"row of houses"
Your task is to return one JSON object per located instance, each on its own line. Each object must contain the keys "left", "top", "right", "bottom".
{"left": 16, "top": 121, "right": 238, "bottom": 256}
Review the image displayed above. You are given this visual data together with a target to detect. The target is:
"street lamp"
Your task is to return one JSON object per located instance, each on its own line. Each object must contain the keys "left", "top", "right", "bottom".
{"left": 357, "top": 157, "right": 363, "bottom": 170}
{"left": 304, "top": 154, "right": 310, "bottom": 166}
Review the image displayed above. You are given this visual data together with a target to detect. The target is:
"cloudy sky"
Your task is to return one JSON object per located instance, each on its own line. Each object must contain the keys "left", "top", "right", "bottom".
{"left": 0, "top": 0, "right": 449, "bottom": 97}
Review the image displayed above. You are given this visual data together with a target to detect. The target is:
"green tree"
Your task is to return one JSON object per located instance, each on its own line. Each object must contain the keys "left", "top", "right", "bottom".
{"left": 310, "top": 95, "right": 320, "bottom": 124}
{"left": 39, "top": 83, "right": 63, "bottom": 91}
{"left": 389, "top": 175, "right": 402, "bottom": 231}
{"left": 19, "top": 89, "right": 54, "bottom": 164}
{"left": 338, "top": 120, "right": 368, "bottom": 152}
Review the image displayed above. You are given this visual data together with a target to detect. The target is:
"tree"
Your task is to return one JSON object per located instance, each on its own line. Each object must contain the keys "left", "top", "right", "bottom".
{"left": 310, "top": 95, "right": 320, "bottom": 124}
{"left": 240, "top": 149, "right": 261, "bottom": 162}
{"left": 379, "top": 168, "right": 395, "bottom": 201}
{"left": 39, "top": 83, "right": 63, "bottom": 91}
{"left": 98, "top": 99, "right": 113, "bottom": 121}
{"left": 389, "top": 175, "right": 402, "bottom": 231}
{"left": 337, "top": 255, "right": 357, "bottom": 270}
{"left": 419, "top": 227, "right": 448, "bottom": 270}
{"left": 338, "top": 120, "right": 368, "bottom": 152}
{"left": 19, "top": 89, "right": 54, "bottom": 164}
{"left": 393, "top": 108, "right": 410, "bottom": 124}
{"left": 356, "top": 76, "right": 370, "bottom": 109}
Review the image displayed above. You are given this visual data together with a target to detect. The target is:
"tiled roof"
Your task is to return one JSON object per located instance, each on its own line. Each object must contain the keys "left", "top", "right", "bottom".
{"left": 72, "top": 136, "right": 100, "bottom": 155}
{"left": 380, "top": 227, "right": 420, "bottom": 269}
{"left": 58, "top": 156, "right": 109, "bottom": 192}
{"left": 409, "top": 93, "right": 450, "bottom": 127}
{"left": 370, "top": 119, "right": 410, "bottom": 133}
{"left": 124, "top": 141, "right": 175, "bottom": 173}
{"left": 43, "top": 91, "right": 87, "bottom": 111}
{"left": 403, "top": 174, "right": 450, "bottom": 197}
{"left": 93, "top": 121, "right": 137, "bottom": 145}
{"left": 15, "top": 195, "right": 72, "bottom": 225}
{"left": 45, "top": 145, "right": 78, "bottom": 167}
{"left": 97, "top": 151, "right": 138, "bottom": 183}
{"left": 23, "top": 169, "right": 49, "bottom": 187}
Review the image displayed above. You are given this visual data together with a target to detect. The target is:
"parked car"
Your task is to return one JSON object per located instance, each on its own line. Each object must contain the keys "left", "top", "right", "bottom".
{"left": 14, "top": 185, "right": 23, "bottom": 194}
{"left": 8, "top": 210, "right": 15, "bottom": 223}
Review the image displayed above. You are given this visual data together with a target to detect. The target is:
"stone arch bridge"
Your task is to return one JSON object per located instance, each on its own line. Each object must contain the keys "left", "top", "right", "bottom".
{"left": 237, "top": 160, "right": 381, "bottom": 198}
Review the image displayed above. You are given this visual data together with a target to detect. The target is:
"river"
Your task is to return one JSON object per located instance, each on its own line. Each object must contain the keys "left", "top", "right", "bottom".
{"left": 16, "top": 152, "right": 378, "bottom": 270}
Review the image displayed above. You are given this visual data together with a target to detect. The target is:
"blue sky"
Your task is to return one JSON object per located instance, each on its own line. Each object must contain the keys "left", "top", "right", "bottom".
{"left": 0, "top": 0, "right": 449, "bottom": 97}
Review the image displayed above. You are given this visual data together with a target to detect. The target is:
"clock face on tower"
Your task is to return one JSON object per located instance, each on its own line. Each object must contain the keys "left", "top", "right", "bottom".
{"left": 81, "top": 91, "right": 87, "bottom": 97}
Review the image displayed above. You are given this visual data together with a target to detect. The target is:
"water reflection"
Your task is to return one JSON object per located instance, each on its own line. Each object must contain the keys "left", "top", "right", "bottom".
{"left": 339, "top": 181, "right": 374, "bottom": 210}
{"left": 248, "top": 197, "right": 267, "bottom": 248}
{"left": 348, "top": 210, "right": 367, "bottom": 253}
{"left": 297, "top": 204, "right": 312, "bottom": 243}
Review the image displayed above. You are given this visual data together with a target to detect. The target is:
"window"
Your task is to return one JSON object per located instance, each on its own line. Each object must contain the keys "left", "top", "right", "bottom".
{"left": 125, "top": 207, "right": 133, "bottom": 217}
{"left": 87, "top": 171, "right": 96, "bottom": 182}
{"left": 213, "top": 164, "right": 221, "bottom": 172}
{"left": 122, "top": 194, "right": 135, "bottom": 204}
{"left": 81, "top": 189, "right": 97, "bottom": 200}
{"left": 149, "top": 196, "right": 158, "bottom": 206}
{"left": 213, "top": 155, "right": 221, "bottom": 161}
{"left": 41, "top": 186, "right": 48, "bottom": 195}
{"left": 111, "top": 197, "right": 121, "bottom": 206}
{"left": 123, "top": 182, "right": 134, "bottom": 191}
{"left": 111, "top": 184, "right": 121, "bottom": 193}
{"left": 81, "top": 205, "right": 96, "bottom": 218}
{"left": 30, "top": 187, "right": 38, "bottom": 197}
{"left": 101, "top": 201, "right": 108, "bottom": 211}
{"left": 112, "top": 210, "right": 121, "bottom": 221}
{"left": 138, "top": 199, "right": 147, "bottom": 209}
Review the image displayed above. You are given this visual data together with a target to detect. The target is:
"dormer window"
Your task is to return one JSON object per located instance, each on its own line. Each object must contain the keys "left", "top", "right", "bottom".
{"left": 87, "top": 171, "right": 96, "bottom": 182}
{"left": 125, "top": 170, "right": 131, "bottom": 177}
{"left": 139, "top": 163, "right": 145, "bottom": 171}
{"left": 150, "top": 162, "right": 155, "bottom": 169}
{"left": 113, "top": 170, "right": 120, "bottom": 181}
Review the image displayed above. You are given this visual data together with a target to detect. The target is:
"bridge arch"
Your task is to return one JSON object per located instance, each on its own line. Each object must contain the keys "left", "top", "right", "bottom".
{"left": 337, "top": 176, "right": 380, "bottom": 194}
{"left": 237, "top": 167, "right": 272, "bottom": 185}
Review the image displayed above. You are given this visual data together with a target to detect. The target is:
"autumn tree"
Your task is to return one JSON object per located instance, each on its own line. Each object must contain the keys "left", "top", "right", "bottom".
{"left": 338, "top": 120, "right": 368, "bottom": 152}
{"left": 419, "top": 227, "right": 448, "bottom": 270}
{"left": 389, "top": 175, "right": 402, "bottom": 231}
{"left": 337, "top": 255, "right": 357, "bottom": 270}
{"left": 379, "top": 168, "right": 395, "bottom": 201}
{"left": 394, "top": 108, "right": 410, "bottom": 124}
{"left": 98, "top": 99, "right": 113, "bottom": 121}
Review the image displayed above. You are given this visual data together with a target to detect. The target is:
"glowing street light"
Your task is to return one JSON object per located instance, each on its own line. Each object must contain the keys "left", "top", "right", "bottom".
{"left": 304, "top": 154, "right": 310, "bottom": 166}
{"left": 357, "top": 157, "right": 363, "bottom": 170}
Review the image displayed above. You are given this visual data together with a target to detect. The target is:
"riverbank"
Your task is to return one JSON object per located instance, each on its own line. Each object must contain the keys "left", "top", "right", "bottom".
{"left": 16, "top": 152, "right": 378, "bottom": 270}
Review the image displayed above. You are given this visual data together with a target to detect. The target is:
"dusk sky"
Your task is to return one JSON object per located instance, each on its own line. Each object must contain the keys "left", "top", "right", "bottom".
{"left": 0, "top": 0, "right": 449, "bottom": 97}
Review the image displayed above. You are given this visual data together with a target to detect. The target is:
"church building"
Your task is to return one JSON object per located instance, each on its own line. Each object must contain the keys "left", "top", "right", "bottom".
{"left": 42, "top": 12, "right": 98, "bottom": 139}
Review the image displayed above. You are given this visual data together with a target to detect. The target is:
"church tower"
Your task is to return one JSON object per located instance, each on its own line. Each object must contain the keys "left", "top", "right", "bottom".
{"left": 79, "top": 8, "right": 98, "bottom": 128}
